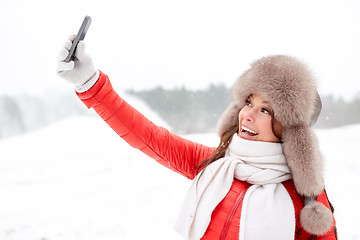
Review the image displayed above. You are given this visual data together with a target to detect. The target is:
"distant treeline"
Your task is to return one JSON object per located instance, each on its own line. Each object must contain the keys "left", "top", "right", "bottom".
{"left": 128, "top": 85, "right": 360, "bottom": 134}
{"left": 127, "top": 84, "right": 232, "bottom": 134}
{"left": 1, "top": 85, "right": 359, "bottom": 139}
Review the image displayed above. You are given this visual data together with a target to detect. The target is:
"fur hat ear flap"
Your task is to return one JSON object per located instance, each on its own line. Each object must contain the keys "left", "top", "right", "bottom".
{"left": 282, "top": 125, "right": 333, "bottom": 235}
{"left": 282, "top": 126, "right": 324, "bottom": 196}
{"left": 217, "top": 102, "right": 243, "bottom": 136}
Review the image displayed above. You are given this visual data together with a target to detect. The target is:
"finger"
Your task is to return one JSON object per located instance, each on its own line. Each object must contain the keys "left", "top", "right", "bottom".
{"left": 68, "top": 34, "right": 76, "bottom": 42}
{"left": 58, "top": 47, "right": 69, "bottom": 61}
{"left": 64, "top": 39, "right": 72, "bottom": 51}
{"left": 75, "top": 41, "right": 86, "bottom": 61}
{"left": 57, "top": 61, "right": 75, "bottom": 73}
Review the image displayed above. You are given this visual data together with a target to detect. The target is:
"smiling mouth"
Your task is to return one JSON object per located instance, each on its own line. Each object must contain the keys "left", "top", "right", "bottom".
{"left": 240, "top": 126, "right": 259, "bottom": 136}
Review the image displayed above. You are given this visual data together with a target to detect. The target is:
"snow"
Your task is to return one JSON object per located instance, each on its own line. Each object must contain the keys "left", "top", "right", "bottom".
{"left": 0, "top": 116, "right": 359, "bottom": 239}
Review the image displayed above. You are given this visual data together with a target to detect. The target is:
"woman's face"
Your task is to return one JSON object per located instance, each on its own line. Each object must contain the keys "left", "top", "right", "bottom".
{"left": 238, "top": 94, "right": 282, "bottom": 143}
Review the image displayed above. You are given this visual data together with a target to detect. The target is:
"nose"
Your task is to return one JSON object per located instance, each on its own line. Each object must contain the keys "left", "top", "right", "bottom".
{"left": 243, "top": 108, "right": 255, "bottom": 122}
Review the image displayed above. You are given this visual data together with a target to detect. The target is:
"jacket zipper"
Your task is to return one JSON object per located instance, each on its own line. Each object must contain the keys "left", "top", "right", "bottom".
{"left": 220, "top": 190, "right": 246, "bottom": 240}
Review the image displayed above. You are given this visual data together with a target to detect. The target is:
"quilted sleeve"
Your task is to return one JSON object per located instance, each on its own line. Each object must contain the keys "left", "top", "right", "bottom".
{"left": 77, "top": 71, "right": 215, "bottom": 180}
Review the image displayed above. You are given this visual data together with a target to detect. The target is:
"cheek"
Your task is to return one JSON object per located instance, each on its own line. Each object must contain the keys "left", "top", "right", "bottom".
{"left": 258, "top": 117, "right": 274, "bottom": 134}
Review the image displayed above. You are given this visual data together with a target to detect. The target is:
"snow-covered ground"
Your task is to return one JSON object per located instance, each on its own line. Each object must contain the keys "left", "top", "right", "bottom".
{"left": 1, "top": 113, "right": 359, "bottom": 239}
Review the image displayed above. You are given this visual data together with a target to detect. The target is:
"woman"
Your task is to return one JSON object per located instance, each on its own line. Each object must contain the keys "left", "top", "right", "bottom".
{"left": 57, "top": 36, "right": 337, "bottom": 239}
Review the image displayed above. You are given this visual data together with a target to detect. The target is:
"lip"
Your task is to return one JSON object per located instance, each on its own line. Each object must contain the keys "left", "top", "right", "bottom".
{"left": 238, "top": 124, "right": 259, "bottom": 141}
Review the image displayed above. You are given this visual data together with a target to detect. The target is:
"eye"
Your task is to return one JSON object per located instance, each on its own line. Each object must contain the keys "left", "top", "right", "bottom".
{"left": 245, "top": 99, "right": 252, "bottom": 107}
{"left": 262, "top": 108, "right": 271, "bottom": 115}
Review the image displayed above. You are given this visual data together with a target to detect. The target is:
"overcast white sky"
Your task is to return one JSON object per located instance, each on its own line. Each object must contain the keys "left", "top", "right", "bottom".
{"left": 1, "top": 0, "right": 360, "bottom": 100}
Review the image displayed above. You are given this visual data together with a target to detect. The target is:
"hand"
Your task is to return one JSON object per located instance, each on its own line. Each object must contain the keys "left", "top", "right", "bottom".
{"left": 57, "top": 35, "right": 99, "bottom": 92}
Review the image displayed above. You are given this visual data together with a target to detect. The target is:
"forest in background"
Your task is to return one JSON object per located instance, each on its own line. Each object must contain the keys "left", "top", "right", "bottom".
{"left": 128, "top": 85, "right": 360, "bottom": 133}
{"left": 1, "top": 84, "right": 360, "bottom": 139}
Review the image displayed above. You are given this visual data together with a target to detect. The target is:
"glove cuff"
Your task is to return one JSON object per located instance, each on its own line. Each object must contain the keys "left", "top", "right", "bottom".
{"left": 75, "top": 70, "right": 100, "bottom": 93}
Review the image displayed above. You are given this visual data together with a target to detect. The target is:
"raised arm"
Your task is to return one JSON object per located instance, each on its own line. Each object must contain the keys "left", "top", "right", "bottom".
{"left": 57, "top": 36, "right": 215, "bottom": 179}
{"left": 78, "top": 71, "right": 215, "bottom": 179}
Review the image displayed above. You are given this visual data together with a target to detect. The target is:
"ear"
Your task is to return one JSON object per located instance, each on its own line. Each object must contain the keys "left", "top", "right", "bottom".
{"left": 272, "top": 117, "right": 283, "bottom": 139}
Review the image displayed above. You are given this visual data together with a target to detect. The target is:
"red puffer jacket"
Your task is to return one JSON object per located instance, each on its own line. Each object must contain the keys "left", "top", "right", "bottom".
{"left": 77, "top": 71, "right": 337, "bottom": 239}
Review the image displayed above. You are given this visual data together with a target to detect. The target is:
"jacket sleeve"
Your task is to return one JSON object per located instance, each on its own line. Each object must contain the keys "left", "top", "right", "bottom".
{"left": 76, "top": 71, "right": 215, "bottom": 180}
{"left": 313, "top": 191, "right": 338, "bottom": 240}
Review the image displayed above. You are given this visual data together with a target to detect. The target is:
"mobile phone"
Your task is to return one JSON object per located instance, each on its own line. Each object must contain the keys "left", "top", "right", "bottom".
{"left": 65, "top": 15, "right": 92, "bottom": 62}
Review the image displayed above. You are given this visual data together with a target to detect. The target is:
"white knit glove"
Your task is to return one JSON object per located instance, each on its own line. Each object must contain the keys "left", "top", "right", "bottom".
{"left": 57, "top": 35, "right": 99, "bottom": 93}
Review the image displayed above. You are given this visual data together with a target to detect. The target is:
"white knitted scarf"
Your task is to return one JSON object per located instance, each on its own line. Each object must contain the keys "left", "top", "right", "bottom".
{"left": 175, "top": 134, "right": 295, "bottom": 240}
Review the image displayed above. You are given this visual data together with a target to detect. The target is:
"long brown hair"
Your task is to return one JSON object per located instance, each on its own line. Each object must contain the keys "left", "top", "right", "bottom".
{"left": 196, "top": 124, "right": 239, "bottom": 174}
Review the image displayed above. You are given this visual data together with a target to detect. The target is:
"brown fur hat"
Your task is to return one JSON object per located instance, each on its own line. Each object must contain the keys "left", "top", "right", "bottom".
{"left": 217, "top": 55, "right": 333, "bottom": 235}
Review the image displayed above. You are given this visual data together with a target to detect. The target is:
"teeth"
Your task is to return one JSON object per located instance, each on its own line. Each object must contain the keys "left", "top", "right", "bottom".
{"left": 241, "top": 126, "right": 258, "bottom": 135}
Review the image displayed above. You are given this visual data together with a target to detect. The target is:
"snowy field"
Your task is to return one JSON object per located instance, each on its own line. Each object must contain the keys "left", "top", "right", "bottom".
{"left": 1, "top": 111, "right": 359, "bottom": 239}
